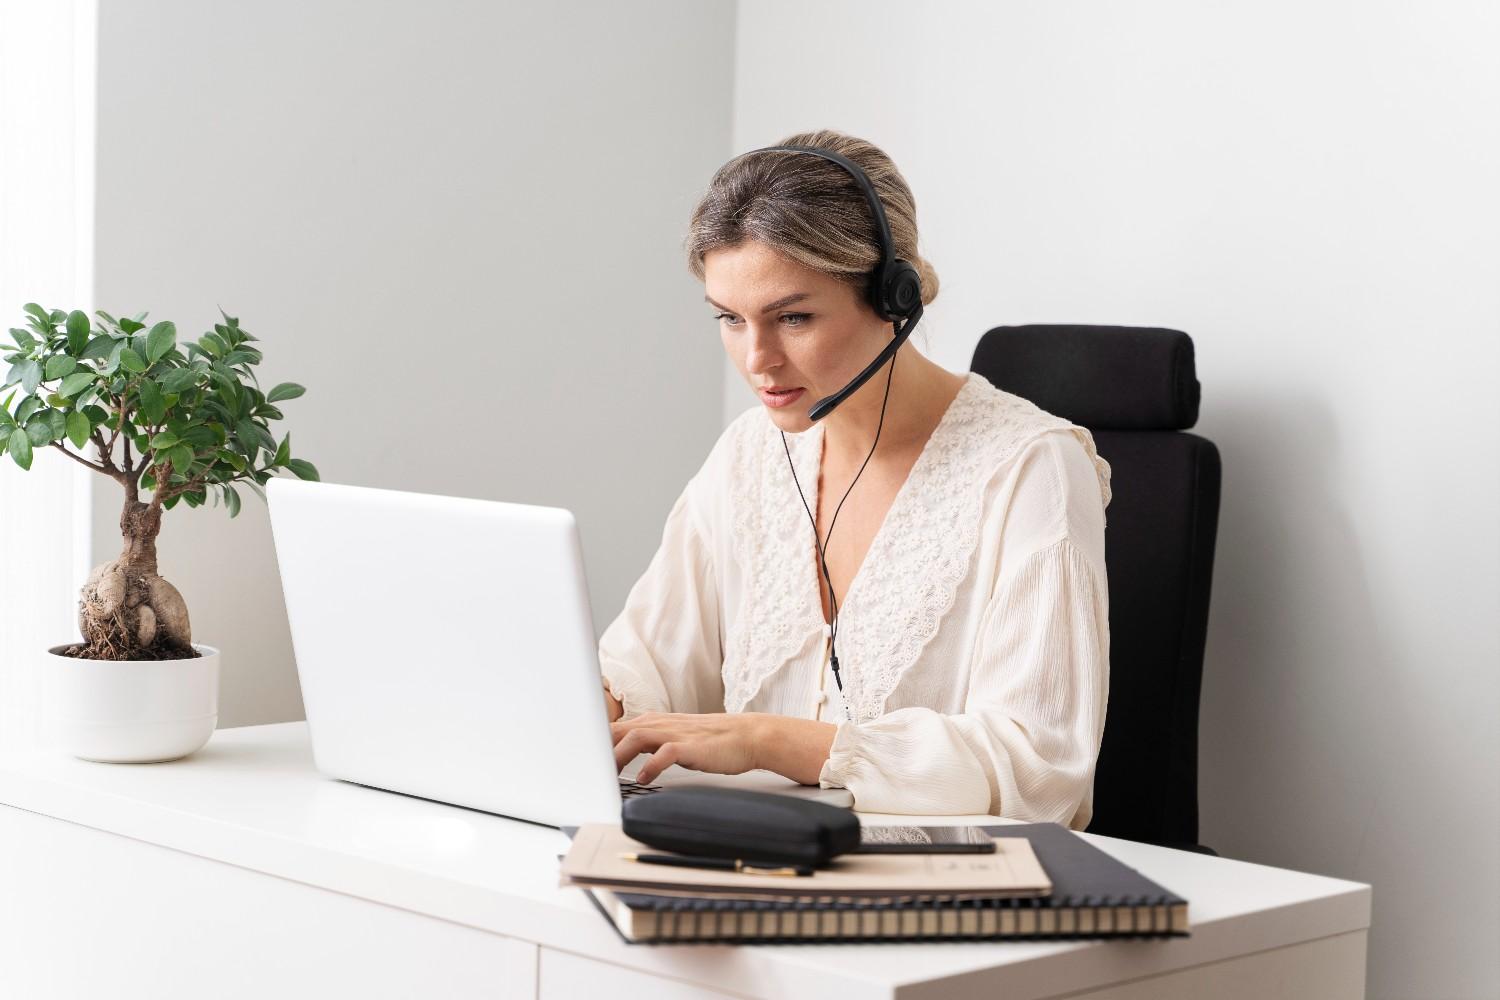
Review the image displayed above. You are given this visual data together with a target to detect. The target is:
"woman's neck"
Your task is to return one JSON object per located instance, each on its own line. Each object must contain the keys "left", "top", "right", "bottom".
{"left": 817, "top": 349, "right": 966, "bottom": 468}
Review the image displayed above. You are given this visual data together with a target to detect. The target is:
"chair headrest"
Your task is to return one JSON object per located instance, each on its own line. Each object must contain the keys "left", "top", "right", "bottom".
{"left": 970, "top": 324, "right": 1201, "bottom": 430}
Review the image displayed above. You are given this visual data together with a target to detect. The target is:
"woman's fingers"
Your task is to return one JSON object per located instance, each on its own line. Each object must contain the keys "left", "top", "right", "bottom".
{"left": 613, "top": 727, "right": 669, "bottom": 772}
{"left": 636, "top": 742, "right": 682, "bottom": 785}
{"left": 610, "top": 713, "right": 760, "bottom": 782}
{"left": 610, "top": 712, "right": 693, "bottom": 746}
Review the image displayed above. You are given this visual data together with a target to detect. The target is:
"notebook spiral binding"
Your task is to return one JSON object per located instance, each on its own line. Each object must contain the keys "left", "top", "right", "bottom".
{"left": 610, "top": 889, "right": 1185, "bottom": 944}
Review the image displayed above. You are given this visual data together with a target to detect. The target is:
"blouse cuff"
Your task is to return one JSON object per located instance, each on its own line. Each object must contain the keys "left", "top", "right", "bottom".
{"left": 600, "top": 663, "right": 663, "bottom": 722}
{"left": 816, "top": 719, "right": 864, "bottom": 790}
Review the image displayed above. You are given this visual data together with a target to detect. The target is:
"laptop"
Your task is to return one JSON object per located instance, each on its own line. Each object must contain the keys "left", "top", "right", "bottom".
{"left": 265, "top": 477, "right": 854, "bottom": 827}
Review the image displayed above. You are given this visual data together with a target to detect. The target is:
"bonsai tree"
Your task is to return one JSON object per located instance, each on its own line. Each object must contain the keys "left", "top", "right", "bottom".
{"left": 1, "top": 304, "right": 318, "bottom": 661}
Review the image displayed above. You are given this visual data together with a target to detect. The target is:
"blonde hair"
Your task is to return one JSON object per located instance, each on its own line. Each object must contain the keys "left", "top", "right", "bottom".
{"left": 685, "top": 129, "right": 940, "bottom": 312}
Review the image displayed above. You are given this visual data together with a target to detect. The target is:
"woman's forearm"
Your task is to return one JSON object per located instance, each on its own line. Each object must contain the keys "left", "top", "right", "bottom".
{"left": 753, "top": 714, "right": 839, "bottom": 786}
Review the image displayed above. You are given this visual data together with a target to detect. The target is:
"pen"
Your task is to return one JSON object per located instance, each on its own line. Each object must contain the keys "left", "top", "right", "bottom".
{"left": 619, "top": 852, "right": 814, "bottom": 877}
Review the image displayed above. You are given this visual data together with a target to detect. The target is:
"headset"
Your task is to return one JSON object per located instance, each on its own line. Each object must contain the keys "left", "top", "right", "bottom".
{"left": 740, "top": 144, "right": 926, "bottom": 420}
{"left": 727, "top": 144, "right": 926, "bottom": 717}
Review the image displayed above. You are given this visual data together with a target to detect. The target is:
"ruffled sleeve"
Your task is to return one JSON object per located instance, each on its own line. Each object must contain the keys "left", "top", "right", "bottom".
{"left": 598, "top": 480, "right": 726, "bottom": 719}
{"left": 817, "top": 429, "right": 1111, "bottom": 828}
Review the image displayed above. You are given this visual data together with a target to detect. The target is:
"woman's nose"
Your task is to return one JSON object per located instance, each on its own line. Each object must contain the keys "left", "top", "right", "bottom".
{"left": 743, "top": 322, "right": 782, "bottom": 373}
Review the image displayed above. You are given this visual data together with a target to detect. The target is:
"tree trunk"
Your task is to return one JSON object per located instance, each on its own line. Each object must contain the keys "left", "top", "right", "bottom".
{"left": 69, "top": 498, "right": 198, "bottom": 660}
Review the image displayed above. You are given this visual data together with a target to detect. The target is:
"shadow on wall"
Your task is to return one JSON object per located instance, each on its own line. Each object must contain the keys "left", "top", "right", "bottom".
{"left": 1196, "top": 387, "right": 1402, "bottom": 881}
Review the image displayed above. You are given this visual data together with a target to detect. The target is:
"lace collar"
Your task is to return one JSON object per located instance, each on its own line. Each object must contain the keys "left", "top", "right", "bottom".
{"left": 723, "top": 371, "right": 1111, "bottom": 721}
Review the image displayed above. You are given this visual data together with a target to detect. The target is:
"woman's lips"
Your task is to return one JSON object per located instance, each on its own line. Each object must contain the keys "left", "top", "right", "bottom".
{"left": 759, "top": 387, "right": 806, "bottom": 409}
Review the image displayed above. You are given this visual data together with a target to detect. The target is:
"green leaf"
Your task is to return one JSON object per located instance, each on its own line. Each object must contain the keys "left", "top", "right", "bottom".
{"left": 58, "top": 371, "right": 95, "bottom": 397}
{"left": 44, "top": 355, "right": 76, "bottom": 380}
{"left": 15, "top": 396, "right": 41, "bottom": 424}
{"left": 223, "top": 484, "right": 242, "bottom": 518}
{"left": 234, "top": 417, "right": 259, "bottom": 451}
{"left": 266, "top": 382, "right": 305, "bottom": 403}
{"left": 26, "top": 419, "right": 52, "bottom": 446}
{"left": 9, "top": 327, "right": 37, "bottom": 351}
{"left": 65, "top": 411, "right": 90, "bottom": 450}
{"left": 119, "top": 347, "right": 147, "bottom": 373}
{"left": 8, "top": 427, "right": 31, "bottom": 469}
{"left": 145, "top": 321, "right": 176, "bottom": 363}
{"left": 168, "top": 444, "right": 195, "bottom": 475}
{"left": 119, "top": 317, "right": 146, "bottom": 334}
{"left": 285, "top": 458, "right": 319, "bottom": 481}
{"left": 180, "top": 425, "right": 217, "bottom": 448}
{"left": 149, "top": 430, "right": 179, "bottom": 449}
{"left": 199, "top": 332, "right": 227, "bottom": 358}
{"left": 65, "top": 311, "right": 91, "bottom": 355}
{"left": 19, "top": 359, "right": 42, "bottom": 394}
{"left": 137, "top": 378, "right": 166, "bottom": 425}
{"left": 216, "top": 448, "right": 246, "bottom": 472}
{"left": 273, "top": 432, "right": 290, "bottom": 467}
{"left": 46, "top": 409, "right": 67, "bottom": 441}
{"left": 210, "top": 367, "right": 241, "bottom": 411}
{"left": 159, "top": 368, "right": 200, "bottom": 394}
{"left": 22, "top": 303, "right": 48, "bottom": 324}
{"left": 82, "top": 404, "right": 108, "bottom": 424}
{"left": 163, "top": 494, "right": 181, "bottom": 510}
{"left": 80, "top": 334, "right": 116, "bottom": 360}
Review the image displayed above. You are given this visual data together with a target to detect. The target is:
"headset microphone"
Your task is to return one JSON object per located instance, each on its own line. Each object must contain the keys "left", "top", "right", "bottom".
{"left": 807, "top": 303, "right": 922, "bottom": 421}
{"left": 730, "top": 143, "right": 927, "bottom": 721}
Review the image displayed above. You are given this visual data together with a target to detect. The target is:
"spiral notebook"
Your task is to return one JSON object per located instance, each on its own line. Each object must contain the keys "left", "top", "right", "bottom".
{"left": 569, "top": 823, "right": 1189, "bottom": 944}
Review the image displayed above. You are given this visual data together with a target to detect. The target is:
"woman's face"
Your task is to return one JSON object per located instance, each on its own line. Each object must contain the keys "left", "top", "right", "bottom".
{"left": 705, "top": 240, "right": 889, "bottom": 434}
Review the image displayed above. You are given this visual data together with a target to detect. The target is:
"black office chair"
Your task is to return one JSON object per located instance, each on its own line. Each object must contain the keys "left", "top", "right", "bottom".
{"left": 970, "top": 324, "right": 1221, "bottom": 855}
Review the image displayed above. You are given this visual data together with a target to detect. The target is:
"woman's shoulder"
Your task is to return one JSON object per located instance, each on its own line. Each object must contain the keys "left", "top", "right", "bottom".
{"left": 955, "top": 373, "right": 1113, "bottom": 511}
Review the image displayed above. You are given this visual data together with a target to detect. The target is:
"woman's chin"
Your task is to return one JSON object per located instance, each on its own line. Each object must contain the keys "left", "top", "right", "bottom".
{"left": 764, "top": 404, "right": 814, "bottom": 433}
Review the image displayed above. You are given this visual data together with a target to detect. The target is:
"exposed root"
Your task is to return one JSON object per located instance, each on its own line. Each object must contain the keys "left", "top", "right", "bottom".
{"left": 70, "top": 556, "right": 199, "bottom": 661}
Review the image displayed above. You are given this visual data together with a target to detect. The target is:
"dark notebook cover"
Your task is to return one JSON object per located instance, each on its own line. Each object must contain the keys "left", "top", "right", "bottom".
{"left": 978, "top": 823, "right": 1189, "bottom": 916}
{"left": 562, "top": 823, "right": 1190, "bottom": 945}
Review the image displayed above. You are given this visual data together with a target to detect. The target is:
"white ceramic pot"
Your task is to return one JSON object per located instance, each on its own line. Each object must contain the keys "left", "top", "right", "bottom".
{"left": 45, "top": 642, "right": 220, "bottom": 763}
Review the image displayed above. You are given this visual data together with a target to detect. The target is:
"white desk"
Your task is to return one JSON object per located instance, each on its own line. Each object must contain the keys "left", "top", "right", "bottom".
{"left": 0, "top": 722, "right": 1369, "bottom": 999}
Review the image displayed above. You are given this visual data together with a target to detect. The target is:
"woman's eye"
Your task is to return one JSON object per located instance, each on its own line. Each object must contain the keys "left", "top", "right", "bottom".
{"left": 712, "top": 312, "right": 810, "bottom": 327}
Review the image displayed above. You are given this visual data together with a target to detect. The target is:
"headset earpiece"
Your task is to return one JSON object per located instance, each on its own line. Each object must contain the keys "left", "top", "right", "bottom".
{"left": 875, "top": 257, "right": 923, "bottom": 320}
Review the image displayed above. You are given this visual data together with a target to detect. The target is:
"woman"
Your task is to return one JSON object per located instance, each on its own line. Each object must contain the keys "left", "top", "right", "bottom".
{"left": 599, "top": 129, "right": 1113, "bottom": 828}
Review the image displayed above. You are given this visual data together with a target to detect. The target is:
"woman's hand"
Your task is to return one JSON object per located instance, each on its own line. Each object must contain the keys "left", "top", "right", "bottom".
{"left": 611, "top": 711, "right": 762, "bottom": 785}
{"left": 601, "top": 677, "right": 624, "bottom": 723}
{"left": 612, "top": 711, "right": 839, "bottom": 786}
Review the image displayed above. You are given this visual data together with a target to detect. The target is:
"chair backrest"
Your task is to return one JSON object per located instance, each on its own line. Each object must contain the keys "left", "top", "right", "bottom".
{"left": 970, "top": 324, "right": 1221, "bottom": 848}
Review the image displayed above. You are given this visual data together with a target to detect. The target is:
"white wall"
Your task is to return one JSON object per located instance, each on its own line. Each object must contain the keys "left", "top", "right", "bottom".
{"left": 0, "top": 0, "right": 96, "bottom": 752}
{"left": 730, "top": 2, "right": 1499, "bottom": 998}
{"left": 88, "top": 0, "right": 735, "bottom": 727}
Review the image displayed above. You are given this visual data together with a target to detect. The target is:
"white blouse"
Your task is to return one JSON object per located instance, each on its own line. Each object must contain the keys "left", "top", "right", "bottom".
{"left": 599, "top": 371, "right": 1113, "bottom": 829}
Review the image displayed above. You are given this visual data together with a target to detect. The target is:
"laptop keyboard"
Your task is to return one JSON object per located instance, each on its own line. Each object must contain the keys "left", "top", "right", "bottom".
{"left": 619, "top": 777, "right": 663, "bottom": 798}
